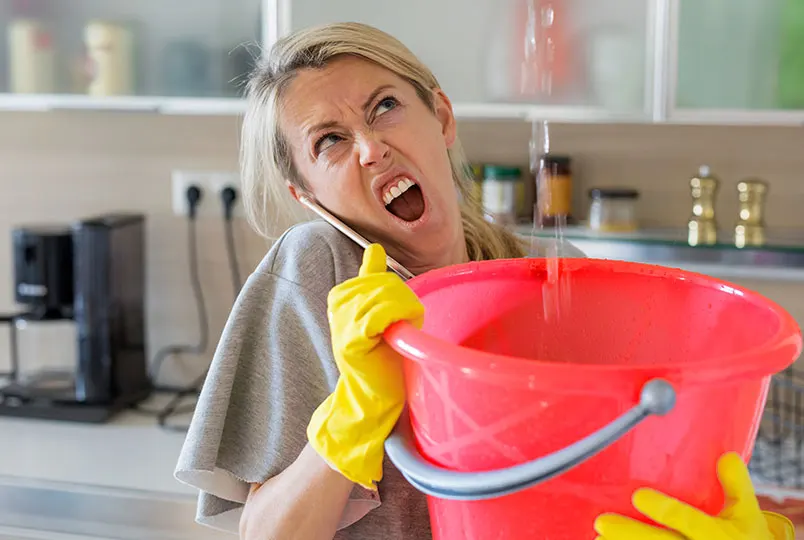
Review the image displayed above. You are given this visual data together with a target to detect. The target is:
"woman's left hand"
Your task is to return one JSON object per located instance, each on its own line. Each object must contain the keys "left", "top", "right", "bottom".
{"left": 593, "top": 452, "right": 795, "bottom": 540}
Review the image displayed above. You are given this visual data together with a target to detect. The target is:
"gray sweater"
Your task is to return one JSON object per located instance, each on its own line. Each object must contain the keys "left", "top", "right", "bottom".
{"left": 174, "top": 220, "right": 432, "bottom": 539}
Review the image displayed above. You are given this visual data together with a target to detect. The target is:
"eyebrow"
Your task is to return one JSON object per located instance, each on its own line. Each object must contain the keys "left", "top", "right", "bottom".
{"left": 362, "top": 84, "right": 395, "bottom": 111}
{"left": 306, "top": 120, "right": 340, "bottom": 139}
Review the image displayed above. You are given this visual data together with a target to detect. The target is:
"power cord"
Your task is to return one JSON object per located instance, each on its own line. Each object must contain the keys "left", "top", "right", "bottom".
{"left": 136, "top": 185, "right": 244, "bottom": 432}
{"left": 149, "top": 185, "right": 209, "bottom": 383}
{"left": 221, "top": 186, "right": 242, "bottom": 296}
{"left": 134, "top": 185, "right": 210, "bottom": 431}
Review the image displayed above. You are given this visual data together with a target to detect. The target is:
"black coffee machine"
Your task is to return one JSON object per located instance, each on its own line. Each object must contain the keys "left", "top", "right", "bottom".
{"left": 0, "top": 213, "right": 151, "bottom": 423}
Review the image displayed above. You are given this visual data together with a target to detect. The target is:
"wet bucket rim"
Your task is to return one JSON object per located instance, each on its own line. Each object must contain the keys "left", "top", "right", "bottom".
{"left": 384, "top": 257, "right": 802, "bottom": 391}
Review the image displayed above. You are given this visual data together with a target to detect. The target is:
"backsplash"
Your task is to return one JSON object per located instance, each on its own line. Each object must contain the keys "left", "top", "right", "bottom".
{"left": 457, "top": 121, "right": 804, "bottom": 230}
{"left": 0, "top": 111, "right": 268, "bottom": 386}
{"left": 0, "top": 111, "right": 803, "bottom": 384}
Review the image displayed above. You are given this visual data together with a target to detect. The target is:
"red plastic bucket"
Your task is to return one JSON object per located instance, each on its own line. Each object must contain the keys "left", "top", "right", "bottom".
{"left": 383, "top": 257, "right": 802, "bottom": 540}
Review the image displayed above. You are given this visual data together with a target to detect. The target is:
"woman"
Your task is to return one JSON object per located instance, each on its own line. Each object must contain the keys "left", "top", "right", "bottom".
{"left": 174, "top": 21, "right": 523, "bottom": 540}
{"left": 174, "top": 21, "right": 793, "bottom": 540}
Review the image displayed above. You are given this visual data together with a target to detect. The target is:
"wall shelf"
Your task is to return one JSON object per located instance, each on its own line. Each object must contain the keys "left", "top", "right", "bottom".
{"left": 2, "top": 95, "right": 801, "bottom": 127}
{"left": 520, "top": 226, "right": 804, "bottom": 282}
{"left": 0, "top": 95, "right": 656, "bottom": 124}
{"left": 667, "top": 109, "right": 804, "bottom": 127}
{"left": 0, "top": 94, "right": 247, "bottom": 116}
{"left": 1, "top": 96, "right": 801, "bottom": 127}
{"left": 452, "top": 103, "right": 650, "bottom": 124}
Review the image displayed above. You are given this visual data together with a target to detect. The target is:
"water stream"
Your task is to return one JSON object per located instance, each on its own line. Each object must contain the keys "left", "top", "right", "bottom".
{"left": 522, "top": 1, "right": 573, "bottom": 324}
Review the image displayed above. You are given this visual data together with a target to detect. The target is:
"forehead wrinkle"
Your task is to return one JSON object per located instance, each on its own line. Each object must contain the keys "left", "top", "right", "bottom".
{"left": 282, "top": 60, "right": 402, "bottom": 143}
{"left": 305, "top": 83, "right": 395, "bottom": 136}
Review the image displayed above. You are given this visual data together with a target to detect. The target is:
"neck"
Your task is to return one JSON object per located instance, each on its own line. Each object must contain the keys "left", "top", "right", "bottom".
{"left": 401, "top": 234, "right": 469, "bottom": 277}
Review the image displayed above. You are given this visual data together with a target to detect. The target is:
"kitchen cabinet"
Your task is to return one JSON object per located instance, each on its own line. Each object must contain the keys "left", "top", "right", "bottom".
{"left": 273, "top": 0, "right": 660, "bottom": 123}
{"left": 668, "top": 0, "right": 804, "bottom": 125}
{"left": 1, "top": 0, "right": 804, "bottom": 125}
{"left": 0, "top": 0, "right": 261, "bottom": 114}
{"left": 674, "top": 0, "right": 781, "bottom": 111}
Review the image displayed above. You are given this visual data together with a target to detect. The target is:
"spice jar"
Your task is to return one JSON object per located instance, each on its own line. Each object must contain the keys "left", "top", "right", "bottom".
{"left": 588, "top": 188, "right": 640, "bottom": 232}
{"left": 517, "top": 170, "right": 535, "bottom": 222}
{"left": 467, "top": 164, "right": 484, "bottom": 209}
{"left": 536, "top": 154, "right": 573, "bottom": 226}
{"left": 482, "top": 165, "right": 522, "bottom": 226}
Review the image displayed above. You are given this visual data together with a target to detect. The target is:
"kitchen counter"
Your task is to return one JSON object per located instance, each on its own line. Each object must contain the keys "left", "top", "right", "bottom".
{"left": 0, "top": 411, "right": 191, "bottom": 495}
{"left": 0, "top": 402, "right": 229, "bottom": 540}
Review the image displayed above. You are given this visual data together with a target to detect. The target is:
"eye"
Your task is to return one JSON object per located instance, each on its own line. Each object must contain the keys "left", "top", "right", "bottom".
{"left": 314, "top": 133, "right": 343, "bottom": 154}
{"left": 374, "top": 96, "right": 399, "bottom": 117}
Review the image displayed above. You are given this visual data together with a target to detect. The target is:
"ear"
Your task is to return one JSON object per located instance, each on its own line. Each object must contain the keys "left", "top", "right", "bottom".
{"left": 432, "top": 89, "right": 457, "bottom": 148}
{"left": 287, "top": 181, "right": 302, "bottom": 202}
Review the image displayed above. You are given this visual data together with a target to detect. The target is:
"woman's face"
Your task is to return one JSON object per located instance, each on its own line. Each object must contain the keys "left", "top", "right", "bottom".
{"left": 280, "top": 55, "right": 467, "bottom": 274}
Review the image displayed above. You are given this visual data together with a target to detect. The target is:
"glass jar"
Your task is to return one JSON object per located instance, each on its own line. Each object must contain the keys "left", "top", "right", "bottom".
{"left": 588, "top": 188, "right": 640, "bottom": 232}
{"left": 482, "top": 165, "right": 522, "bottom": 226}
{"left": 14, "top": 316, "right": 78, "bottom": 394}
{"left": 536, "top": 155, "right": 574, "bottom": 226}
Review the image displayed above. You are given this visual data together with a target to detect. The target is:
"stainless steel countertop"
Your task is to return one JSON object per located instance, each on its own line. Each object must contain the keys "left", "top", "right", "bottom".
{"left": 0, "top": 404, "right": 227, "bottom": 540}
{"left": 0, "top": 477, "right": 224, "bottom": 540}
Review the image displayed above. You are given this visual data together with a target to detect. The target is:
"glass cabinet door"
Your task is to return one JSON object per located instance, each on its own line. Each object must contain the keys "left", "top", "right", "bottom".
{"left": 280, "top": 0, "right": 656, "bottom": 117}
{"left": 0, "top": 0, "right": 262, "bottom": 99}
{"left": 674, "top": 0, "right": 804, "bottom": 112}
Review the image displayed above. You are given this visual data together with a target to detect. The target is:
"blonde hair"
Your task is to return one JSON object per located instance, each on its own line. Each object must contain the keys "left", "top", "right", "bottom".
{"left": 240, "top": 22, "right": 526, "bottom": 261}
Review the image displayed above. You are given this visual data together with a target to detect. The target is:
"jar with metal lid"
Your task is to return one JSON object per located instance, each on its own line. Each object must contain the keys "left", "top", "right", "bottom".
{"left": 588, "top": 188, "right": 640, "bottom": 232}
{"left": 536, "top": 154, "right": 574, "bottom": 226}
{"left": 482, "top": 165, "right": 521, "bottom": 226}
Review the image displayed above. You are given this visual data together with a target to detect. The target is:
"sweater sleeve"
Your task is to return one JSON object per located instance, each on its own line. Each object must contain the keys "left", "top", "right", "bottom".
{"left": 174, "top": 222, "right": 378, "bottom": 534}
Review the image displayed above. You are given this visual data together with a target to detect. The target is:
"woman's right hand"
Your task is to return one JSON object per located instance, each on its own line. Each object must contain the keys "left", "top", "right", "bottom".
{"left": 307, "top": 243, "right": 424, "bottom": 490}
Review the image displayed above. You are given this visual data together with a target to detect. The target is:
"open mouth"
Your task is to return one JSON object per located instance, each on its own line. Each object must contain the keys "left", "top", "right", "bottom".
{"left": 382, "top": 177, "right": 426, "bottom": 222}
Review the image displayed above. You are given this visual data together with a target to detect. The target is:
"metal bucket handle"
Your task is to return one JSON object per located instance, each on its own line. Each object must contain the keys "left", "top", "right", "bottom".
{"left": 384, "top": 378, "right": 676, "bottom": 501}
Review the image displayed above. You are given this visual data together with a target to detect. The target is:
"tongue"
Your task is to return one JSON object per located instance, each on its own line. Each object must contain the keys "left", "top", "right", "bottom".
{"left": 386, "top": 185, "right": 425, "bottom": 222}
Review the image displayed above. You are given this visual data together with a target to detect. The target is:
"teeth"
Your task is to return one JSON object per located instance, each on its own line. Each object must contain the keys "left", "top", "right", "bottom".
{"left": 383, "top": 177, "right": 415, "bottom": 206}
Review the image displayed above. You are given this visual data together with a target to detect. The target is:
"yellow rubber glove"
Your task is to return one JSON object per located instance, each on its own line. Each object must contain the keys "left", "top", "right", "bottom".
{"left": 307, "top": 244, "right": 424, "bottom": 490}
{"left": 594, "top": 452, "right": 795, "bottom": 540}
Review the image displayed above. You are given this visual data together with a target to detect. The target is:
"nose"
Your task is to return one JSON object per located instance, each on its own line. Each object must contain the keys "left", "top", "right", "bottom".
{"left": 357, "top": 133, "right": 390, "bottom": 168}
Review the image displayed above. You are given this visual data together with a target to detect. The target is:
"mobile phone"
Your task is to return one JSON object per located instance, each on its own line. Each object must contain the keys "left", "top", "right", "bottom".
{"left": 298, "top": 194, "right": 415, "bottom": 281}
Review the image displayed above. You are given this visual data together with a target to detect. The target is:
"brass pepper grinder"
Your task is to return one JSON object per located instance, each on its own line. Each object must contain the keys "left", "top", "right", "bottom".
{"left": 734, "top": 178, "right": 768, "bottom": 248}
{"left": 688, "top": 165, "right": 719, "bottom": 246}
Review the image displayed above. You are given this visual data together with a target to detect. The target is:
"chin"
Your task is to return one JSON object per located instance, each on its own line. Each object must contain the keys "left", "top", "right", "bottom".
{"left": 386, "top": 220, "right": 464, "bottom": 270}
